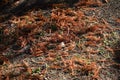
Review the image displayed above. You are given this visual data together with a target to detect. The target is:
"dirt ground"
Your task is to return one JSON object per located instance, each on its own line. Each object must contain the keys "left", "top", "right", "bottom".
{"left": 0, "top": 0, "right": 120, "bottom": 80}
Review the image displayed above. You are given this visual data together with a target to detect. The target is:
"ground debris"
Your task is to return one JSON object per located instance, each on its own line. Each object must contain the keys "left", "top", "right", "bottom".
{"left": 0, "top": 0, "right": 120, "bottom": 80}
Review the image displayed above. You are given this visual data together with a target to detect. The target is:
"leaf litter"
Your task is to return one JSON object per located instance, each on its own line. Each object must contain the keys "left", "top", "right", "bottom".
{"left": 0, "top": 0, "right": 120, "bottom": 80}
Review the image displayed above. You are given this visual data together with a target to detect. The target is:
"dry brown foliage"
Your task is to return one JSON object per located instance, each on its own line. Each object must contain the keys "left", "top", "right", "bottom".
{"left": 0, "top": 0, "right": 120, "bottom": 80}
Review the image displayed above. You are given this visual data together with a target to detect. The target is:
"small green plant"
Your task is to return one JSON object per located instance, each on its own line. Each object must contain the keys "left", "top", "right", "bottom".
{"left": 32, "top": 68, "right": 41, "bottom": 74}
{"left": 98, "top": 47, "right": 111, "bottom": 58}
{"left": 103, "top": 32, "right": 119, "bottom": 47}
{"left": 98, "top": 47, "right": 105, "bottom": 55}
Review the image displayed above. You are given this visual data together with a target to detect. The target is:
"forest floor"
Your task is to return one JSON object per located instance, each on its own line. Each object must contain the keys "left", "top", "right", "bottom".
{"left": 0, "top": 0, "right": 120, "bottom": 80}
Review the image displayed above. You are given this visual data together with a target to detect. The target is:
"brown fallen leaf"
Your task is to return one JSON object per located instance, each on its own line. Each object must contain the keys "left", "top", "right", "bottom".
{"left": 22, "top": 60, "right": 32, "bottom": 74}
